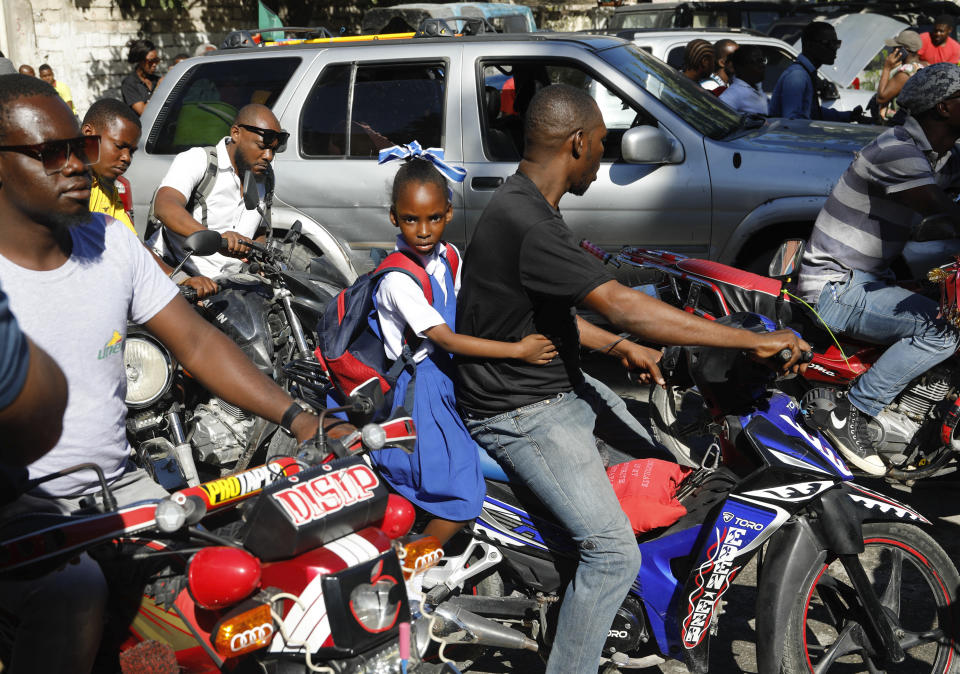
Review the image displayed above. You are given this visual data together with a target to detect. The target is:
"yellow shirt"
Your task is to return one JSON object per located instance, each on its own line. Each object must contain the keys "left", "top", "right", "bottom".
{"left": 89, "top": 177, "right": 137, "bottom": 235}
{"left": 53, "top": 80, "right": 72, "bottom": 105}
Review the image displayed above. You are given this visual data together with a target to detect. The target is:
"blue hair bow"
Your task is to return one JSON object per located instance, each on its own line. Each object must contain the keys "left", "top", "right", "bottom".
{"left": 377, "top": 141, "right": 467, "bottom": 183}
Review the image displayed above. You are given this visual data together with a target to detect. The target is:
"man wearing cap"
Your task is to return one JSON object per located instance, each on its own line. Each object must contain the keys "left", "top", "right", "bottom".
{"left": 877, "top": 30, "right": 925, "bottom": 119}
{"left": 919, "top": 15, "right": 960, "bottom": 66}
{"left": 797, "top": 63, "right": 960, "bottom": 476}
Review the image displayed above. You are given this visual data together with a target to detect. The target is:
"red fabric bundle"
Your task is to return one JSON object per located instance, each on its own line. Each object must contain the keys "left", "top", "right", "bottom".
{"left": 606, "top": 459, "right": 691, "bottom": 534}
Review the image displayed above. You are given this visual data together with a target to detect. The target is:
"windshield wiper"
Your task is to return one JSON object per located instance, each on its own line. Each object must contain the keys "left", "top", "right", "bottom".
{"left": 738, "top": 113, "right": 766, "bottom": 131}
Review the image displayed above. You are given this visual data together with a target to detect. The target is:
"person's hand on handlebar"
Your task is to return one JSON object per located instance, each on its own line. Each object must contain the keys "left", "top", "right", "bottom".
{"left": 221, "top": 230, "right": 254, "bottom": 258}
{"left": 180, "top": 275, "right": 219, "bottom": 299}
{"left": 618, "top": 341, "right": 666, "bottom": 387}
{"left": 749, "top": 329, "right": 811, "bottom": 373}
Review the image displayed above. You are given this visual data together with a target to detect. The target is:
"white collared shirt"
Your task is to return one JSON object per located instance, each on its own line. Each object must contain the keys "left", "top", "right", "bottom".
{"left": 374, "top": 236, "right": 462, "bottom": 362}
{"left": 719, "top": 77, "right": 769, "bottom": 116}
{"left": 155, "top": 137, "right": 266, "bottom": 279}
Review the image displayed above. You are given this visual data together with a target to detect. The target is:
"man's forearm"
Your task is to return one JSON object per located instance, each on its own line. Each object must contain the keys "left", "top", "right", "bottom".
{"left": 584, "top": 281, "right": 765, "bottom": 351}
{"left": 154, "top": 188, "right": 205, "bottom": 238}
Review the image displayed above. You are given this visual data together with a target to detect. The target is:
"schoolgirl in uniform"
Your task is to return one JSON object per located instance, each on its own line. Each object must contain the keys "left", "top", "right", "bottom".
{"left": 373, "top": 157, "right": 557, "bottom": 544}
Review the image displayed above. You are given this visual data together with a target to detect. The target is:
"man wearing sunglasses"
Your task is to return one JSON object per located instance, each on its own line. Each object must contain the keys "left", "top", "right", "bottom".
{"left": 719, "top": 45, "right": 769, "bottom": 115}
{"left": 770, "top": 21, "right": 862, "bottom": 122}
{"left": 0, "top": 75, "right": 324, "bottom": 673}
{"left": 151, "top": 103, "right": 287, "bottom": 282}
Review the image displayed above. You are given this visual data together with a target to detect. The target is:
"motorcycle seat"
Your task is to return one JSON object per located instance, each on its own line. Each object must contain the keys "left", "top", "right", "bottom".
{"left": 675, "top": 258, "right": 782, "bottom": 317}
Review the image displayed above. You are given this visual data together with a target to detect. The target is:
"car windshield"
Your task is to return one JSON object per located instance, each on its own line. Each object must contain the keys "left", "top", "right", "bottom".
{"left": 597, "top": 43, "right": 742, "bottom": 139}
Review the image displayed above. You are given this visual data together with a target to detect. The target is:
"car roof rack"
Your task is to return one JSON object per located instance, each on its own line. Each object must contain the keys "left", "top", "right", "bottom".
{"left": 221, "top": 26, "right": 336, "bottom": 49}
{"left": 414, "top": 16, "right": 498, "bottom": 37}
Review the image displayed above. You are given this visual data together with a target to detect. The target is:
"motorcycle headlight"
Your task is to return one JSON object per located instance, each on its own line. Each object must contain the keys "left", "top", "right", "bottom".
{"left": 124, "top": 334, "right": 173, "bottom": 408}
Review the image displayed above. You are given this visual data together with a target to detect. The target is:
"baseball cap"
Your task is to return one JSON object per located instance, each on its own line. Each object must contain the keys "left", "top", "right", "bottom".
{"left": 884, "top": 30, "right": 923, "bottom": 53}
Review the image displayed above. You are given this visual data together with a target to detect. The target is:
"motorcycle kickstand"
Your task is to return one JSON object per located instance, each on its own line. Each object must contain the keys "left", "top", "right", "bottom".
{"left": 423, "top": 538, "right": 502, "bottom": 606}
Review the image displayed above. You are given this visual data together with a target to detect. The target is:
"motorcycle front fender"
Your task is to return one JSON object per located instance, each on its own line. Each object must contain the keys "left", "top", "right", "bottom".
{"left": 755, "top": 517, "right": 826, "bottom": 673}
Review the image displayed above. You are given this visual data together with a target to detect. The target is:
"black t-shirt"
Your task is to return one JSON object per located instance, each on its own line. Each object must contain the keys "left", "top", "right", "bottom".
{"left": 121, "top": 71, "right": 159, "bottom": 109}
{"left": 456, "top": 172, "right": 613, "bottom": 417}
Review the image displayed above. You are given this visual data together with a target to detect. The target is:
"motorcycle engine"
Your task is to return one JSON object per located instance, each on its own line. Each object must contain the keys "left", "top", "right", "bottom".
{"left": 602, "top": 594, "right": 646, "bottom": 658}
{"left": 191, "top": 398, "right": 258, "bottom": 466}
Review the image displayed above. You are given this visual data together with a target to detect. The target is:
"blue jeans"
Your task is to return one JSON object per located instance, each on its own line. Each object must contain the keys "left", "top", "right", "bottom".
{"left": 464, "top": 376, "right": 645, "bottom": 673}
{"left": 815, "top": 270, "right": 959, "bottom": 417}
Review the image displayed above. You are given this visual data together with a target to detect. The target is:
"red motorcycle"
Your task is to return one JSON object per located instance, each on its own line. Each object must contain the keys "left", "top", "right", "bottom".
{"left": 0, "top": 407, "right": 447, "bottom": 673}
{"left": 599, "top": 238, "right": 960, "bottom": 483}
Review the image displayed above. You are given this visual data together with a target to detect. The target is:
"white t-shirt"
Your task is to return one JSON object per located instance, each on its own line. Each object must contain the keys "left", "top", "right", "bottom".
{"left": 374, "top": 238, "right": 461, "bottom": 363}
{"left": 719, "top": 77, "right": 769, "bottom": 116}
{"left": 0, "top": 214, "right": 178, "bottom": 496}
{"left": 156, "top": 137, "right": 266, "bottom": 279}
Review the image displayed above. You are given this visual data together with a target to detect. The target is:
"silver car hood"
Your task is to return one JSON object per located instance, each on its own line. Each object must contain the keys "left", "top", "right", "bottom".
{"left": 724, "top": 118, "right": 882, "bottom": 155}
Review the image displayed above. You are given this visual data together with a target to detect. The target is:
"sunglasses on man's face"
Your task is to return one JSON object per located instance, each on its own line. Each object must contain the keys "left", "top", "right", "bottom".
{"left": 237, "top": 124, "right": 289, "bottom": 152}
{"left": 0, "top": 135, "right": 100, "bottom": 175}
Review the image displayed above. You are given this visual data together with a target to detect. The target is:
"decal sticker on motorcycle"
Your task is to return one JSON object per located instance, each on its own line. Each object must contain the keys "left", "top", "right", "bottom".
{"left": 742, "top": 480, "right": 835, "bottom": 503}
{"left": 201, "top": 464, "right": 277, "bottom": 505}
{"left": 777, "top": 414, "right": 853, "bottom": 478}
{"left": 272, "top": 464, "right": 380, "bottom": 527}
{"left": 682, "top": 526, "right": 746, "bottom": 648}
{"left": 847, "top": 484, "right": 930, "bottom": 524}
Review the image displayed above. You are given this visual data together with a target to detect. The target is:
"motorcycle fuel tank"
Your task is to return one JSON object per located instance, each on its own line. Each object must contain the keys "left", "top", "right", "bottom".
{"left": 202, "top": 278, "right": 276, "bottom": 374}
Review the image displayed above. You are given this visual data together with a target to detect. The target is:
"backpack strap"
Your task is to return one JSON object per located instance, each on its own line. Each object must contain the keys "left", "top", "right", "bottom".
{"left": 185, "top": 146, "right": 220, "bottom": 228}
{"left": 372, "top": 250, "right": 434, "bottom": 305}
{"left": 445, "top": 243, "right": 460, "bottom": 283}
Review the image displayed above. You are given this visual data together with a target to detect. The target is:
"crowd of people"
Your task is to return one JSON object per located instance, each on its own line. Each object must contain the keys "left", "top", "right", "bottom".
{"left": 2, "top": 13, "right": 960, "bottom": 674}
{"left": 685, "top": 14, "right": 960, "bottom": 123}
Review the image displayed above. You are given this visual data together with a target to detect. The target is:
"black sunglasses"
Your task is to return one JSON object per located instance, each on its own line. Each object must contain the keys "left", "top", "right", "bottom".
{"left": 237, "top": 124, "right": 289, "bottom": 152}
{"left": 0, "top": 135, "right": 100, "bottom": 175}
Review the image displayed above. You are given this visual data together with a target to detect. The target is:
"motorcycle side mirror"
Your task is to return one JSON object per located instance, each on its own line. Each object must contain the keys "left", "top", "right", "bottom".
{"left": 242, "top": 170, "right": 261, "bottom": 211}
{"left": 768, "top": 239, "right": 806, "bottom": 281}
{"left": 346, "top": 379, "right": 386, "bottom": 427}
{"left": 912, "top": 214, "right": 956, "bottom": 242}
{"left": 169, "top": 229, "right": 224, "bottom": 279}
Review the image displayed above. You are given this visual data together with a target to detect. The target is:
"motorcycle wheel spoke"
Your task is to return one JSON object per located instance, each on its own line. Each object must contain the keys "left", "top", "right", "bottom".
{"left": 899, "top": 627, "right": 946, "bottom": 650}
{"left": 879, "top": 547, "right": 903, "bottom": 616}
{"left": 811, "top": 623, "right": 867, "bottom": 674}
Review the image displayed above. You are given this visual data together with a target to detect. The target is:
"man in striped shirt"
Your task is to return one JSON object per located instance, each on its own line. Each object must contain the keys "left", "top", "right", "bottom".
{"left": 797, "top": 63, "right": 960, "bottom": 475}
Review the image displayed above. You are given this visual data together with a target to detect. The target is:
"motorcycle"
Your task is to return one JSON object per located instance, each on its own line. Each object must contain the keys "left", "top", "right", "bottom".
{"left": 0, "top": 397, "right": 448, "bottom": 673}
{"left": 125, "top": 228, "right": 344, "bottom": 488}
{"left": 416, "top": 314, "right": 960, "bottom": 673}
{"left": 599, "top": 226, "right": 960, "bottom": 482}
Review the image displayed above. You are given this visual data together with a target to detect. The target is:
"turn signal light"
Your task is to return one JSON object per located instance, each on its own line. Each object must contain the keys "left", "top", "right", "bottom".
{"left": 213, "top": 603, "right": 274, "bottom": 658}
{"left": 399, "top": 535, "right": 444, "bottom": 580}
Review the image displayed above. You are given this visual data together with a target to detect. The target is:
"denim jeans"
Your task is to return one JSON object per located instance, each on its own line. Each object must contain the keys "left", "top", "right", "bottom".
{"left": 815, "top": 270, "right": 959, "bottom": 417}
{"left": 0, "top": 467, "right": 168, "bottom": 674}
{"left": 464, "top": 376, "right": 645, "bottom": 673}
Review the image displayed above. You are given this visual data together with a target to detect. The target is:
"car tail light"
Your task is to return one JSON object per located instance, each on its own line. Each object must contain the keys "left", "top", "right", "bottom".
{"left": 399, "top": 535, "right": 444, "bottom": 580}
{"left": 213, "top": 603, "right": 274, "bottom": 657}
{"left": 188, "top": 547, "right": 261, "bottom": 609}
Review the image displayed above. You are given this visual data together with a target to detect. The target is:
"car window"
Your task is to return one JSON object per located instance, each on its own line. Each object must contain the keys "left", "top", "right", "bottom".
{"left": 479, "top": 61, "right": 656, "bottom": 163}
{"left": 666, "top": 46, "right": 685, "bottom": 70}
{"left": 759, "top": 45, "right": 794, "bottom": 93}
{"left": 610, "top": 11, "right": 674, "bottom": 30}
{"left": 599, "top": 43, "right": 741, "bottom": 139}
{"left": 147, "top": 57, "right": 301, "bottom": 154}
{"left": 300, "top": 62, "right": 446, "bottom": 158}
{"left": 744, "top": 10, "right": 780, "bottom": 33}
{"left": 690, "top": 11, "right": 727, "bottom": 28}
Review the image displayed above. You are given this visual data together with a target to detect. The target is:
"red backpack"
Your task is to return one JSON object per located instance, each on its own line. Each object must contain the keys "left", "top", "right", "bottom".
{"left": 314, "top": 248, "right": 460, "bottom": 414}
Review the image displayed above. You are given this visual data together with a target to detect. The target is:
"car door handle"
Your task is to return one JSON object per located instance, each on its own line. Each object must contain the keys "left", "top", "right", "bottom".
{"left": 471, "top": 176, "right": 503, "bottom": 190}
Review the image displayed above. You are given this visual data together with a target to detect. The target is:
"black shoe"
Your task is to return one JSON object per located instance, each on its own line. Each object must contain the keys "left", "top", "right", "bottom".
{"left": 821, "top": 398, "right": 885, "bottom": 476}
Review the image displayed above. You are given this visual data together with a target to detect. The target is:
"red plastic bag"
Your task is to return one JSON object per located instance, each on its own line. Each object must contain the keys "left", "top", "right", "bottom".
{"left": 606, "top": 459, "right": 691, "bottom": 534}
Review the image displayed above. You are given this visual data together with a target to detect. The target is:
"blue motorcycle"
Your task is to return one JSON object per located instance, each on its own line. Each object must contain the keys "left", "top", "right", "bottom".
{"left": 422, "top": 314, "right": 960, "bottom": 673}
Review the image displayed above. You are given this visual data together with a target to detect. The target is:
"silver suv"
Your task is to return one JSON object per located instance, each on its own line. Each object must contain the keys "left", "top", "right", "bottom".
{"left": 126, "top": 33, "right": 880, "bottom": 273}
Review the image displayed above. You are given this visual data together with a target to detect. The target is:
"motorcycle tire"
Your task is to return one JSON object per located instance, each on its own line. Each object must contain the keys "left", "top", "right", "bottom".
{"left": 649, "top": 383, "right": 713, "bottom": 468}
{"left": 780, "top": 522, "right": 960, "bottom": 674}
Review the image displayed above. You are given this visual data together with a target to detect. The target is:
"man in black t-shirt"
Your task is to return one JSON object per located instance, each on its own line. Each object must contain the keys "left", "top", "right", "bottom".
{"left": 457, "top": 83, "right": 806, "bottom": 673}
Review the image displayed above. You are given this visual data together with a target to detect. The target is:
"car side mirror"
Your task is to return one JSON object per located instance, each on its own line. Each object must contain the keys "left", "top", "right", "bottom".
{"left": 621, "top": 125, "right": 684, "bottom": 165}
{"left": 912, "top": 214, "right": 956, "bottom": 242}
{"left": 768, "top": 239, "right": 806, "bottom": 280}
